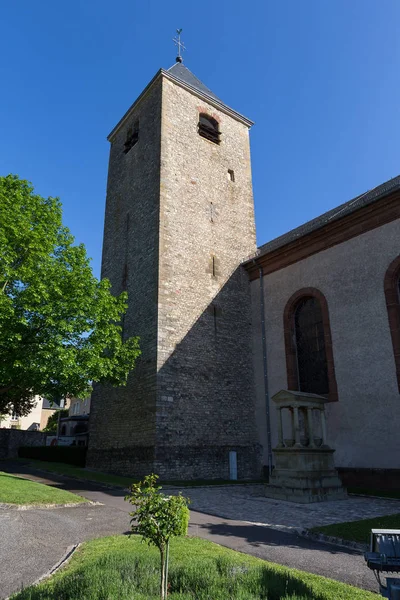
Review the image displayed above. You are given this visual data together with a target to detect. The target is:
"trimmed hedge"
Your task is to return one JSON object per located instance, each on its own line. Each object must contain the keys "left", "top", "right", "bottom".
{"left": 18, "top": 445, "right": 87, "bottom": 466}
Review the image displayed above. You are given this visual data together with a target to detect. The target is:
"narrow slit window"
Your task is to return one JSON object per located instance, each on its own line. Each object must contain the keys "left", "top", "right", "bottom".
{"left": 122, "top": 262, "right": 128, "bottom": 290}
{"left": 228, "top": 169, "right": 235, "bottom": 182}
{"left": 198, "top": 113, "right": 220, "bottom": 144}
{"left": 208, "top": 303, "right": 221, "bottom": 333}
{"left": 212, "top": 256, "right": 216, "bottom": 277}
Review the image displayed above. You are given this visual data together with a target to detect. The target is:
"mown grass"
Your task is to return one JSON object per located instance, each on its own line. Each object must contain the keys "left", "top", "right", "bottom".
{"left": 312, "top": 513, "right": 400, "bottom": 545}
{"left": 11, "top": 535, "right": 375, "bottom": 600}
{"left": 16, "top": 459, "right": 263, "bottom": 488}
{"left": 18, "top": 459, "right": 135, "bottom": 487}
{"left": 349, "top": 487, "right": 400, "bottom": 500}
{"left": 0, "top": 472, "right": 87, "bottom": 505}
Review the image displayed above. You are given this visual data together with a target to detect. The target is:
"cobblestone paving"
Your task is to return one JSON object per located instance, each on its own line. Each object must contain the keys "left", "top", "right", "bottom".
{"left": 173, "top": 485, "right": 400, "bottom": 532}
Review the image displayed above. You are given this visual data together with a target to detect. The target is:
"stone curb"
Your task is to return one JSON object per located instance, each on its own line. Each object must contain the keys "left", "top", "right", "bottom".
{"left": 5, "top": 543, "right": 80, "bottom": 599}
{"left": 0, "top": 500, "right": 102, "bottom": 511}
{"left": 298, "top": 528, "right": 367, "bottom": 553}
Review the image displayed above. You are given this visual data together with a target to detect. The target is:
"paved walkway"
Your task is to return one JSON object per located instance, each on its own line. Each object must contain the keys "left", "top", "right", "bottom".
{"left": 2, "top": 462, "right": 396, "bottom": 597}
{"left": 178, "top": 484, "right": 400, "bottom": 532}
{"left": 0, "top": 502, "right": 128, "bottom": 599}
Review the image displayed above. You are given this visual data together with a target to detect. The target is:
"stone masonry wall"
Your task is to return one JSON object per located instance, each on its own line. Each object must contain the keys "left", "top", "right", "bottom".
{"left": 155, "top": 77, "right": 260, "bottom": 479}
{"left": 88, "top": 71, "right": 261, "bottom": 480}
{"left": 0, "top": 429, "right": 46, "bottom": 459}
{"left": 87, "top": 79, "right": 163, "bottom": 471}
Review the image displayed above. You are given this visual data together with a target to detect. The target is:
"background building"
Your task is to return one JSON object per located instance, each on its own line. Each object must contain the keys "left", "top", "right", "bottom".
{"left": 0, "top": 397, "right": 70, "bottom": 432}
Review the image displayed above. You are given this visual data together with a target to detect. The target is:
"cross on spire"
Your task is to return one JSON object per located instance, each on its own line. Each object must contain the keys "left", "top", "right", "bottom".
{"left": 173, "top": 29, "right": 186, "bottom": 63}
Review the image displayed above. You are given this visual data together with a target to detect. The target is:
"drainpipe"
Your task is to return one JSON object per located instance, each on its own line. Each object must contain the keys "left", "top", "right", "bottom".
{"left": 258, "top": 264, "right": 273, "bottom": 477}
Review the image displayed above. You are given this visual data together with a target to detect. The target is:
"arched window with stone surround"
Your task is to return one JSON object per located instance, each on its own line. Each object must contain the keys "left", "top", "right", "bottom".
{"left": 384, "top": 256, "right": 400, "bottom": 393}
{"left": 198, "top": 113, "right": 220, "bottom": 144}
{"left": 283, "top": 288, "right": 338, "bottom": 402}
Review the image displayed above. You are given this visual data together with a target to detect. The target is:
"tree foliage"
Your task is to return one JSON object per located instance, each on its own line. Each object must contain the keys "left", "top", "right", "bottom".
{"left": 0, "top": 175, "right": 141, "bottom": 415}
{"left": 125, "top": 474, "right": 190, "bottom": 599}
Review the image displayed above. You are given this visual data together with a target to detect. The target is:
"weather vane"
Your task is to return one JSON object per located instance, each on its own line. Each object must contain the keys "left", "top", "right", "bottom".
{"left": 173, "top": 28, "right": 186, "bottom": 63}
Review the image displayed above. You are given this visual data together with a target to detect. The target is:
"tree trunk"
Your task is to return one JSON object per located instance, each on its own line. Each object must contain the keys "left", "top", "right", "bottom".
{"left": 160, "top": 546, "right": 166, "bottom": 600}
{"left": 165, "top": 541, "right": 170, "bottom": 597}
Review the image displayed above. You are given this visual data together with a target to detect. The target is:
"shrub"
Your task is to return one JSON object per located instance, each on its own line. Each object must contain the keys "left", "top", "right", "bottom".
{"left": 18, "top": 445, "right": 87, "bottom": 466}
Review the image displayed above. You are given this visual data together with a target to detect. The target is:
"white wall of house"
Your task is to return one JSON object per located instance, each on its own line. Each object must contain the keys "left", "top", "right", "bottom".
{"left": 252, "top": 218, "right": 400, "bottom": 469}
{"left": 0, "top": 396, "right": 43, "bottom": 431}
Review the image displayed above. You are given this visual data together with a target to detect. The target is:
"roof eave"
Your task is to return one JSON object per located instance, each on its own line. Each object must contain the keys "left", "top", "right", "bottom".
{"left": 243, "top": 184, "right": 400, "bottom": 277}
{"left": 245, "top": 178, "right": 400, "bottom": 267}
{"left": 107, "top": 69, "right": 163, "bottom": 142}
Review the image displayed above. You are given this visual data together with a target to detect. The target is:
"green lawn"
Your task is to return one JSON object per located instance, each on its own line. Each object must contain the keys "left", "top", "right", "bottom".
{"left": 10, "top": 535, "right": 375, "bottom": 600}
{"left": 17, "top": 459, "right": 263, "bottom": 488}
{"left": 20, "top": 459, "right": 135, "bottom": 487}
{"left": 348, "top": 487, "right": 400, "bottom": 500}
{"left": 311, "top": 513, "right": 400, "bottom": 545}
{"left": 0, "top": 472, "right": 87, "bottom": 505}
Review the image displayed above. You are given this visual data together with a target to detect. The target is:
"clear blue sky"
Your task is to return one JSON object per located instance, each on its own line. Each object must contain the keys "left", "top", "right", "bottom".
{"left": 1, "top": 1, "right": 399, "bottom": 277}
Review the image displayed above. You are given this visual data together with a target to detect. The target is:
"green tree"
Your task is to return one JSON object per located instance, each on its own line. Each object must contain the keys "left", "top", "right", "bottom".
{"left": 0, "top": 175, "right": 141, "bottom": 416}
{"left": 125, "top": 474, "right": 190, "bottom": 599}
{"left": 43, "top": 408, "right": 69, "bottom": 433}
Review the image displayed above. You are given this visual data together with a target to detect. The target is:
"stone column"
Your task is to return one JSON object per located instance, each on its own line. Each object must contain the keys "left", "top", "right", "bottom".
{"left": 320, "top": 409, "right": 328, "bottom": 447}
{"left": 277, "top": 408, "right": 284, "bottom": 448}
{"left": 293, "top": 406, "right": 301, "bottom": 447}
{"left": 307, "top": 408, "right": 315, "bottom": 448}
{"left": 290, "top": 408, "right": 295, "bottom": 444}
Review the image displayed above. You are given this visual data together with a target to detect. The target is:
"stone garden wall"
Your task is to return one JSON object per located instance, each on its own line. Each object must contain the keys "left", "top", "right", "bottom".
{"left": 0, "top": 429, "right": 46, "bottom": 459}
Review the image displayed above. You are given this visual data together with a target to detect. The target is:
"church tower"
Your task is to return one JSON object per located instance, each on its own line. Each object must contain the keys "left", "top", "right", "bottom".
{"left": 87, "top": 56, "right": 260, "bottom": 479}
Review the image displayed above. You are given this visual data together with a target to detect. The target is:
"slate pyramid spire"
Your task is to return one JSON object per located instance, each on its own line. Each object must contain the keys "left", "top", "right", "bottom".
{"left": 167, "top": 62, "right": 222, "bottom": 103}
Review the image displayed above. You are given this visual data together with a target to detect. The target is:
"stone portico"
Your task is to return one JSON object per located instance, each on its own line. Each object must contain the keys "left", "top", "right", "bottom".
{"left": 265, "top": 390, "right": 347, "bottom": 503}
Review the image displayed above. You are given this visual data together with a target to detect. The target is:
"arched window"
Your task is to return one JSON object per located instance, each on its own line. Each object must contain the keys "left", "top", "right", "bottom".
{"left": 284, "top": 288, "right": 338, "bottom": 401}
{"left": 198, "top": 113, "right": 220, "bottom": 144}
{"left": 384, "top": 256, "right": 400, "bottom": 393}
{"left": 294, "top": 297, "right": 329, "bottom": 395}
{"left": 61, "top": 425, "right": 66, "bottom": 436}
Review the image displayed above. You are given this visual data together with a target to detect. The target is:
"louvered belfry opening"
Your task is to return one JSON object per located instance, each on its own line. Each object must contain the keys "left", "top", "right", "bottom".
{"left": 198, "top": 113, "right": 220, "bottom": 144}
{"left": 294, "top": 297, "right": 329, "bottom": 395}
{"left": 124, "top": 120, "right": 139, "bottom": 154}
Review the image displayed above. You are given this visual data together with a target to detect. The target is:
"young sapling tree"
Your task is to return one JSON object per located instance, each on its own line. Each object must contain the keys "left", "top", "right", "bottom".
{"left": 125, "top": 473, "right": 190, "bottom": 599}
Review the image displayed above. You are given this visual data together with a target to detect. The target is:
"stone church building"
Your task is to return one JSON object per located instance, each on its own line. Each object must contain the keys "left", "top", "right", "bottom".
{"left": 87, "top": 59, "right": 400, "bottom": 483}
